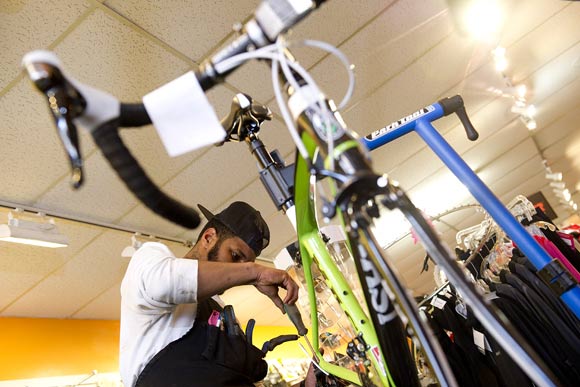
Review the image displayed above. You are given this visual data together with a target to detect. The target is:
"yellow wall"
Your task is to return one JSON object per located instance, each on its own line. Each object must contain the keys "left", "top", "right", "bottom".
{"left": 0, "top": 317, "right": 305, "bottom": 381}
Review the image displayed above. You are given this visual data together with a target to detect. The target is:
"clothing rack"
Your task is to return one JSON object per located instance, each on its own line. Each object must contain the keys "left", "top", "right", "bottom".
{"left": 418, "top": 281, "right": 451, "bottom": 308}
{"left": 384, "top": 203, "right": 484, "bottom": 250}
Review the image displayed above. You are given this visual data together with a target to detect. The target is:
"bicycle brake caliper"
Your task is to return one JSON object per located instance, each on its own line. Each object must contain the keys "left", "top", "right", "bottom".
{"left": 346, "top": 334, "right": 377, "bottom": 387}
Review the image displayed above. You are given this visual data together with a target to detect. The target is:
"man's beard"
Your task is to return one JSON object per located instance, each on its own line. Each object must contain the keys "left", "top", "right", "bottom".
{"left": 207, "top": 240, "right": 225, "bottom": 294}
{"left": 207, "top": 240, "right": 221, "bottom": 262}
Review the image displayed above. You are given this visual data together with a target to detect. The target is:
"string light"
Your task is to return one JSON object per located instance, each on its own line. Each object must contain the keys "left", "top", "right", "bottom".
{"left": 492, "top": 46, "right": 578, "bottom": 217}
{"left": 492, "top": 46, "right": 537, "bottom": 131}
{"left": 543, "top": 161, "right": 578, "bottom": 215}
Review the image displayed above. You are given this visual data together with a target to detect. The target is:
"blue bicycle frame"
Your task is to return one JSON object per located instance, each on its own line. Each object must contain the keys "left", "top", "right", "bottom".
{"left": 361, "top": 96, "right": 580, "bottom": 319}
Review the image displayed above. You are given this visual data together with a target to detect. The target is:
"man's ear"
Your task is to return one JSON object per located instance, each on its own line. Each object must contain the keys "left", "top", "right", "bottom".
{"left": 201, "top": 227, "right": 218, "bottom": 248}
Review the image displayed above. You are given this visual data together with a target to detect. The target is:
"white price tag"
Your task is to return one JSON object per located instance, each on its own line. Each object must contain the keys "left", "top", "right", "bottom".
{"left": 473, "top": 328, "right": 492, "bottom": 354}
{"left": 430, "top": 296, "right": 447, "bottom": 310}
{"left": 143, "top": 71, "right": 225, "bottom": 157}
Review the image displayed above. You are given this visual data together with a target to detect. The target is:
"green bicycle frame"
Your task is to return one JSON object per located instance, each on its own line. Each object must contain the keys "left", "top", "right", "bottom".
{"left": 293, "top": 132, "right": 394, "bottom": 387}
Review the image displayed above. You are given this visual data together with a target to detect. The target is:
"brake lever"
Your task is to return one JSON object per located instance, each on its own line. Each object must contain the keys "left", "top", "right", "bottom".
{"left": 23, "top": 61, "right": 86, "bottom": 188}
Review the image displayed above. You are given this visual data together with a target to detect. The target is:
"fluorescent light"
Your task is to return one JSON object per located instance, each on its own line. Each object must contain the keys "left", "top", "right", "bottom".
{"left": 555, "top": 189, "right": 571, "bottom": 202}
{"left": 545, "top": 172, "right": 563, "bottom": 181}
{"left": 550, "top": 182, "right": 566, "bottom": 189}
{"left": 0, "top": 217, "right": 68, "bottom": 248}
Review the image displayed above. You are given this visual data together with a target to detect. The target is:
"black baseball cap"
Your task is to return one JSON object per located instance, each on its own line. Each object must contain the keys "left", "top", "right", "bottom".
{"left": 197, "top": 201, "right": 270, "bottom": 256}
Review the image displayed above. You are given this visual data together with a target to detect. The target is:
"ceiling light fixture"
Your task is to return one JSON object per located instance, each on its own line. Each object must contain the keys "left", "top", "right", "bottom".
{"left": 543, "top": 160, "right": 578, "bottom": 215}
{"left": 0, "top": 209, "right": 68, "bottom": 248}
{"left": 511, "top": 103, "right": 536, "bottom": 118}
{"left": 520, "top": 115, "right": 537, "bottom": 131}
{"left": 492, "top": 46, "right": 508, "bottom": 72}
{"left": 121, "top": 233, "right": 159, "bottom": 258}
{"left": 545, "top": 172, "right": 563, "bottom": 181}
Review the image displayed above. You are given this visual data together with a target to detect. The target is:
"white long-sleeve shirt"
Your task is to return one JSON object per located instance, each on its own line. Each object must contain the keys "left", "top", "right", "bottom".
{"left": 119, "top": 242, "right": 218, "bottom": 387}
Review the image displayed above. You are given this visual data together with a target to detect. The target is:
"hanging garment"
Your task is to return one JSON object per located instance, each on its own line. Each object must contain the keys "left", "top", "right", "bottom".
{"left": 508, "top": 260, "right": 580, "bottom": 337}
{"left": 488, "top": 282, "right": 580, "bottom": 385}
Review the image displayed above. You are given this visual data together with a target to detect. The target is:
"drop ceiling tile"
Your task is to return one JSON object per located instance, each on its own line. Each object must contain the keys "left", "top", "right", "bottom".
{"left": 0, "top": 213, "right": 103, "bottom": 312}
{"left": 499, "top": 171, "right": 546, "bottom": 203}
{"left": 221, "top": 178, "right": 280, "bottom": 219}
{"left": 53, "top": 8, "right": 192, "bottom": 100}
{"left": 307, "top": 0, "right": 452, "bottom": 108}
{"left": 477, "top": 138, "right": 538, "bottom": 184}
{"left": 405, "top": 168, "right": 472, "bottom": 217}
{"left": 461, "top": 120, "right": 529, "bottom": 173}
{"left": 0, "top": 80, "right": 76, "bottom": 203}
{"left": 288, "top": 0, "right": 397, "bottom": 67}
{"left": 534, "top": 78, "right": 580, "bottom": 148}
{"left": 537, "top": 108, "right": 580, "bottom": 157}
{"left": 543, "top": 131, "right": 580, "bottom": 172}
{"left": 103, "top": 0, "right": 257, "bottom": 61}
{"left": 505, "top": 6, "right": 580, "bottom": 86}
{"left": 0, "top": 0, "right": 90, "bottom": 91}
{"left": 160, "top": 147, "right": 259, "bottom": 214}
{"left": 118, "top": 203, "right": 200, "bottom": 240}
{"left": 226, "top": 0, "right": 395, "bottom": 104}
{"left": 35, "top": 151, "right": 139, "bottom": 223}
{"left": 488, "top": 155, "right": 544, "bottom": 200}
{"left": 497, "top": 0, "right": 569, "bottom": 47}
{"left": 370, "top": 132, "right": 426, "bottom": 176}
{"left": 2, "top": 230, "right": 130, "bottom": 318}
{"left": 342, "top": 37, "right": 487, "bottom": 147}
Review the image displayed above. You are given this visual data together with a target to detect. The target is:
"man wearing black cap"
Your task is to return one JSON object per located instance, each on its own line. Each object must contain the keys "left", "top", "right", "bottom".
{"left": 119, "top": 201, "right": 302, "bottom": 387}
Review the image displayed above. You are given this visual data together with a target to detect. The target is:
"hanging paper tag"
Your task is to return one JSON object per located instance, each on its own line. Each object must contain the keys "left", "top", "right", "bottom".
{"left": 455, "top": 302, "right": 468, "bottom": 319}
{"left": 473, "top": 328, "right": 492, "bottom": 354}
{"left": 485, "top": 291, "right": 500, "bottom": 301}
{"left": 143, "top": 71, "right": 225, "bottom": 157}
{"left": 430, "top": 296, "right": 447, "bottom": 310}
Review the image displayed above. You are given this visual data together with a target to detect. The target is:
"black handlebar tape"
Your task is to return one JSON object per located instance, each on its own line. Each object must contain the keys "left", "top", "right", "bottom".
{"left": 119, "top": 103, "right": 152, "bottom": 128}
{"left": 91, "top": 120, "right": 201, "bottom": 229}
{"left": 284, "top": 304, "right": 308, "bottom": 336}
{"left": 438, "top": 95, "right": 479, "bottom": 141}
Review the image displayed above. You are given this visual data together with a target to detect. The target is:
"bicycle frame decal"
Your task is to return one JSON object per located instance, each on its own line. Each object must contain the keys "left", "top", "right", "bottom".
{"left": 371, "top": 345, "right": 387, "bottom": 376}
{"left": 305, "top": 108, "right": 345, "bottom": 142}
{"left": 366, "top": 105, "right": 435, "bottom": 140}
{"left": 360, "top": 252, "right": 397, "bottom": 324}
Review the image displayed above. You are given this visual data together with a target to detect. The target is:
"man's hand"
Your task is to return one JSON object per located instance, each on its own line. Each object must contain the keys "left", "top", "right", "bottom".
{"left": 253, "top": 266, "right": 299, "bottom": 312}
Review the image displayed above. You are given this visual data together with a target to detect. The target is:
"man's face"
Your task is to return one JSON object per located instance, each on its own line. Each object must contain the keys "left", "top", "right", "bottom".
{"left": 207, "top": 235, "right": 257, "bottom": 263}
